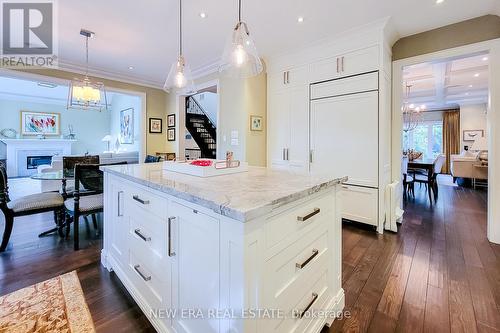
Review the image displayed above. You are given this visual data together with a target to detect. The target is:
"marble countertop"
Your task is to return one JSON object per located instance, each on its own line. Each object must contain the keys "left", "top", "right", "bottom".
{"left": 102, "top": 163, "right": 347, "bottom": 222}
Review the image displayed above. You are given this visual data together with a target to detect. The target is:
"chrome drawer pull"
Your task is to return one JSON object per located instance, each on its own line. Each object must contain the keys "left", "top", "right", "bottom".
{"left": 168, "top": 217, "right": 176, "bottom": 257}
{"left": 296, "top": 249, "right": 319, "bottom": 269}
{"left": 300, "top": 293, "right": 319, "bottom": 319}
{"left": 297, "top": 208, "right": 320, "bottom": 222}
{"left": 134, "top": 229, "right": 151, "bottom": 242}
{"left": 133, "top": 264, "right": 151, "bottom": 282}
{"left": 117, "top": 191, "right": 124, "bottom": 217}
{"left": 132, "top": 195, "right": 150, "bottom": 205}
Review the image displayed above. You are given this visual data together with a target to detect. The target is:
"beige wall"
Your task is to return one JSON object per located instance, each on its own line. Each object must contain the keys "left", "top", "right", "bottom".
{"left": 174, "top": 70, "right": 267, "bottom": 166}
{"left": 16, "top": 68, "right": 175, "bottom": 155}
{"left": 460, "top": 103, "right": 488, "bottom": 150}
{"left": 393, "top": 15, "right": 500, "bottom": 60}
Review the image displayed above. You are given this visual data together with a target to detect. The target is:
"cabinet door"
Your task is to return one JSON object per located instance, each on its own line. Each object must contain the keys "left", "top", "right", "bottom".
{"left": 340, "top": 45, "right": 379, "bottom": 77}
{"left": 109, "top": 180, "right": 128, "bottom": 266}
{"left": 286, "top": 65, "right": 309, "bottom": 87}
{"left": 310, "top": 57, "right": 342, "bottom": 83}
{"left": 268, "top": 90, "right": 290, "bottom": 169}
{"left": 310, "top": 91, "right": 379, "bottom": 187}
{"left": 268, "top": 71, "right": 288, "bottom": 92}
{"left": 171, "top": 202, "right": 220, "bottom": 333}
{"left": 288, "top": 86, "right": 310, "bottom": 173}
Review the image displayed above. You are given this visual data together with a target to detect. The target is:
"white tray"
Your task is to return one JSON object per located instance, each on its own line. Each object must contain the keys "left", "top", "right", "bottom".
{"left": 163, "top": 160, "right": 248, "bottom": 177}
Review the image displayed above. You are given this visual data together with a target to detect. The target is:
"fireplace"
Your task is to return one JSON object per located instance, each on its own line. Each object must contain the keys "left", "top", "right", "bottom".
{"left": 26, "top": 155, "right": 53, "bottom": 170}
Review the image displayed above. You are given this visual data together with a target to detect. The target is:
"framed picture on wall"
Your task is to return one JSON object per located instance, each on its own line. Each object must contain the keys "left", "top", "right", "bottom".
{"left": 120, "top": 108, "right": 134, "bottom": 144}
{"left": 463, "top": 130, "right": 484, "bottom": 142}
{"left": 167, "top": 128, "right": 176, "bottom": 141}
{"left": 21, "top": 111, "right": 60, "bottom": 136}
{"left": 167, "top": 114, "right": 176, "bottom": 127}
{"left": 250, "top": 115, "right": 263, "bottom": 131}
{"left": 149, "top": 118, "right": 162, "bottom": 133}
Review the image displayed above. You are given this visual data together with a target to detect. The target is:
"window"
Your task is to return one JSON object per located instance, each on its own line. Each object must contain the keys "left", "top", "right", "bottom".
{"left": 403, "top": 121, "right": 443, "bottom": 159}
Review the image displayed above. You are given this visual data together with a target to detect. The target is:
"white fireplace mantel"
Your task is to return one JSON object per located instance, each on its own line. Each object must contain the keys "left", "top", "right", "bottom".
{"left": 0, "top": 139, "right": 76, "bottom": 177}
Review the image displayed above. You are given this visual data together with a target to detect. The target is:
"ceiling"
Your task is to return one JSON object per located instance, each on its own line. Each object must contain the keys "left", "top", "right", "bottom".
{"left": 51, "top": 0, "right": 500, "bottom": 87}
{"left": 403, "top": 53, "right": 489, "bottom": 110}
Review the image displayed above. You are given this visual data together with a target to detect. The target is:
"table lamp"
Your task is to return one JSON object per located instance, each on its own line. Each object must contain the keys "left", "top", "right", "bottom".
{"left": 102, "top": 135, "right": 112, "bottom": 152}
{"left": 471, "top": 137, "right": 488, "bottom": 163}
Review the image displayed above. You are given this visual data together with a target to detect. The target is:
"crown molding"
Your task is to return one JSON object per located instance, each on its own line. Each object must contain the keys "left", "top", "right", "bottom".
{"left": 57, "top": 60, "right": 165, "bottom": 90}
{"left": 191, "top": 60, "right": 221, "bottom": 80}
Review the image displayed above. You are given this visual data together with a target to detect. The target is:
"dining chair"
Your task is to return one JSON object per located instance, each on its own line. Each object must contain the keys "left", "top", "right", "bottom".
{"left": 65, "top": 162, "right": 127, "bottom": 250}
{"left": 62, "top": 155, "right": 100, "bottom": 196}
{"left": 402, "top": 156, "right": 415, "bottom": 200}
{"left": 144, "top": 155, "right": 161, "bottom": 163}
{"left": 413, "top": 154, "right": 446, "bottom": 202}
{"left": 0, "top": 164, "right": 65, "bottom": 252}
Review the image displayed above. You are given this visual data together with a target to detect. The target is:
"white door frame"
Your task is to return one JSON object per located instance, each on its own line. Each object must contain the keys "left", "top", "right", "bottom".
{"left": 391, "top": 38, "right": 500, "bottom": 244}
{"left": 175, "top": 79, "right": 220, "bottom": 160}
{"left": 0, "top": 68, "right": 148, "bottom": 161}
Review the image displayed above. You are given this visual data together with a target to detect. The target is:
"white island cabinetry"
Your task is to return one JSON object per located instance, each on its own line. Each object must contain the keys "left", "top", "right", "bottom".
{"left": 101, "top": 164, "right": 345, "bottom": 333}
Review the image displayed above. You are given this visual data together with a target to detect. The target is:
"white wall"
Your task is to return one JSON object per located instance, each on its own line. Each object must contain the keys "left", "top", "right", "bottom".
{"left": 0, "top": 99, "right": 110, "bottom": 154}
{"left": 460, "top": 103, "right": 488, "bottom": 150}
{"left": 193, "top": 92, "right": 218, "bottom": 126}
{"left": 109, "top": 93, "right": 142, "bottom": 152}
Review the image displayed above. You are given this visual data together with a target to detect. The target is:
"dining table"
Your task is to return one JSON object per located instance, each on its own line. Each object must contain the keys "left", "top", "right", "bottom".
{"left": 30, "top": 170, "right": 73, "bottom": 237}
{"left": 408, "top": 158, "right": 438, "bottom": 203}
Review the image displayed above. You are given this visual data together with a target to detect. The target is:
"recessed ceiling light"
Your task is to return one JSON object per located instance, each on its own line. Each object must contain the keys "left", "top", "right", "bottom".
{"left": 436, "top": 0, "right": 444, "bottom": 4}
{"left": 128, "top": 66, "right": 134, "bottom": 70}
{"left": 469, "top": 85, "right": 473, "bottom": 88}
{"left": 200, "top": 12, "right": 207, "bottom": 18}
{"left": 482, "top": 56, "right": 488, "bottom": 61}
{"left": 297, "top": 17, "right": 304, "bottom": 23}
{"left": 474, "top": 73, "right": 480, "bottom": 77}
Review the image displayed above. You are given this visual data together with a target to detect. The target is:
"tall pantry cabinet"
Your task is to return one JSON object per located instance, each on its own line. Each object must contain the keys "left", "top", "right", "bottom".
{"left": 266, "top": 23, "right": 394, "bottom": 233}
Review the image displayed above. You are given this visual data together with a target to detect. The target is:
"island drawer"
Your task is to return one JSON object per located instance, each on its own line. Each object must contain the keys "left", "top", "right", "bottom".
{"left": 122, "top": 180, "right": 167, "bottom": 219}
{"left": 127, "top": 252, "right": 169, "bottom": 309}
{"left": 264, "top": 225, "right": 330, "bottom": 307}
{"left": 264, "top": 193, "right": 333, "bottom": 253}
{"left": 261, "top": 268, "right": 331, "bottom": 333}
{"left": 128, "top": 209, "right": 171, "bottom": 277}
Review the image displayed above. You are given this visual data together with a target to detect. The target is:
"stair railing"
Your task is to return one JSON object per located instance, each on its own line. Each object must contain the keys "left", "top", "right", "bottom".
{"left": 186, "top": 96, "right": 216, "bottom": 129}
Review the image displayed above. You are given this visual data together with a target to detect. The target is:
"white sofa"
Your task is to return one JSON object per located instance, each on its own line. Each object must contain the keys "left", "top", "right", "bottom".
{"left": 37, "top": 151, "right": 139, "bottom": 192}
{"left": 450, "top": 151, "right": 487, "bottom": 183}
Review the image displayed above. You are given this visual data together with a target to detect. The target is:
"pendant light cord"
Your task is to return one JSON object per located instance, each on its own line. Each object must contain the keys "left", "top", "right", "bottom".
{"left": 85, "top": 35, "right": 89, "bottom": 77}
{"left": 238, "top": 0, "right": 242, "bottom": 22}
{"left": 179, "top": 0, "right": 182, "bottom": 56}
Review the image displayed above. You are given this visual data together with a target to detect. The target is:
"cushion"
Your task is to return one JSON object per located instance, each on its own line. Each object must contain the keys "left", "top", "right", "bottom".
{"left": 7, "top": 192, "right": 64, "bottom": 213}
{"left": 65, "top": 194, "right": 103, "bottom": 213}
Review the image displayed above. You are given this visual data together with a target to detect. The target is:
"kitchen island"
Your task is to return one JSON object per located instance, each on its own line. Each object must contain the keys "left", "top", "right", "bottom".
{"left": 101, "top": 162, "right": 346, "bottom": 333}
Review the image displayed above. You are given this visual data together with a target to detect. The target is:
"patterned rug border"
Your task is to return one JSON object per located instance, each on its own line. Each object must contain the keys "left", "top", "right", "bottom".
{"left": 60, "top": 271, "right": 96, "bottom": 333}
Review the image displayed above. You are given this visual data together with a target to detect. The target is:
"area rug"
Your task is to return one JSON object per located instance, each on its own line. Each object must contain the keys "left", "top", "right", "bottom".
{"left": 0, "top": 271, "right": 95, "bottom": 333}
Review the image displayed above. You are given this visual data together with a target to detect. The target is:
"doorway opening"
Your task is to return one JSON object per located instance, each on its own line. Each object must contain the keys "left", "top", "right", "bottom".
{"left": 400, "top": 52, "right": 490, "bottom": 204}
{"left": 182, "top": 85, "right": 218, "bottom": 160}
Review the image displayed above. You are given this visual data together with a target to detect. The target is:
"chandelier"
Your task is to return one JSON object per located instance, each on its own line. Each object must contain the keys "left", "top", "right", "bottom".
{"left": 67, "top": 29, "right": 107, "bottom": 111}
{"left": 402, "top": 84, "right": 423, "bottom": 133}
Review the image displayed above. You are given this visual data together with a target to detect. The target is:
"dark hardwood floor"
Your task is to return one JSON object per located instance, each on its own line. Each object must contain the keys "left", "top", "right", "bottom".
{"left": 1, "top": 179, "right": 498, "bottom": 333}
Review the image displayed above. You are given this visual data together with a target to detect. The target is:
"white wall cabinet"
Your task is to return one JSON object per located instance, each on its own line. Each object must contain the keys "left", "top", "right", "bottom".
{"left": 267, "top": 27, "right": 392, "bottom": 233}
{"left": 268, "top": 65, "right": 310, "bottom": 173}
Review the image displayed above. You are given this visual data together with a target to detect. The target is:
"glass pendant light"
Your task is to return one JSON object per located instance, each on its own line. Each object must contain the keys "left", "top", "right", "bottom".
{"left": 164, "top": 0, "right": 196, "bottom": 94}
{"left": 219, "top": 0, "right": 264, "bottom": 78}
{"left": 67, "top": 29, "right": 107, "bottom": 111}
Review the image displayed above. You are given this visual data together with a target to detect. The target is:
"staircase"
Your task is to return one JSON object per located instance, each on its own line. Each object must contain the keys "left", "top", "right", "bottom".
{"left": 185, "top": 96, "right": 216, "bottom": 158}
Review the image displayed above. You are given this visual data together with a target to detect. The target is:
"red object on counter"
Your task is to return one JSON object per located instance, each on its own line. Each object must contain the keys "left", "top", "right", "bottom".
{"left": 190, "top": 160, "right": 213, "bottom": 167}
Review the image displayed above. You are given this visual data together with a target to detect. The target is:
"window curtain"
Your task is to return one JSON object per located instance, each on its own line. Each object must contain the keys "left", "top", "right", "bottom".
{"left": 442, "top": 110, "right": 460, "bottom": 174}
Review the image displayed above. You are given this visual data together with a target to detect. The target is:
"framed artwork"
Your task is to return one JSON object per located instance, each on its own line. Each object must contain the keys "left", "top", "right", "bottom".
{"left": 120, "top": 108, "right": 134, "bottom": 144}
{"left": 21, "top": 111, "right": 60, "bottom": 136}
{"left": 463, "top": 130, "right": 484, "bottom": 142}
{"left": 149, "top": 118, "right": 162, "bottom": 133}
{"left": 167, "top": 114, "right": 176, "bottom": 127}
{"left": 250, "top": 115, "right": 263, "bottom": 131}
{"left": 167, "top": 128, "right": 176, "bottom": 141}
